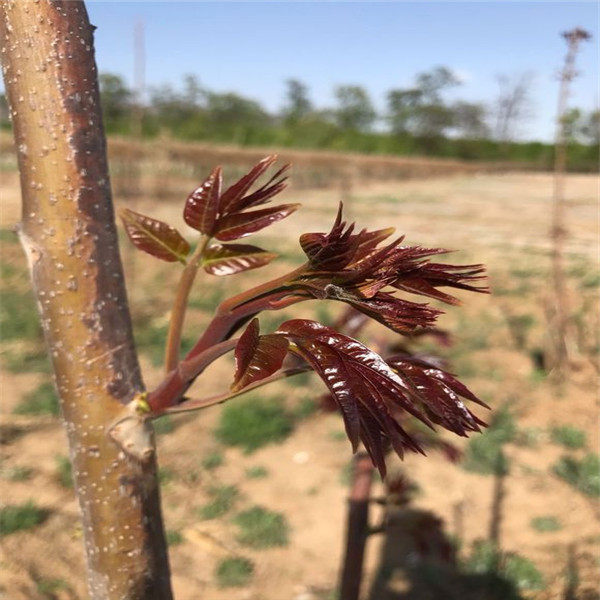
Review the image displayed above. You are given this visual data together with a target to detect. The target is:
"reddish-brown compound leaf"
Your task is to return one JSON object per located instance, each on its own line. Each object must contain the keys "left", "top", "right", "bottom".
{"left": 202, "top": 243, "right": 277, "bottom": 276}
{"left": 277, "top": 319, "right": 429, "bottom": 476}
{"left": 232, "top": 319, "right": 289, "bottom": 392}
{"left": 214, "top": 204, "right": 300, "bottom": 241}
{"left": 121, "top": 208, "right": 190, "bottom": 263}
{"left": 183, "top": 166, "right": 222, "bottom": 234}
{"left": 218, "top": 155, "right": 278, "bottom": 215}
{"left": 238, "top": 163, "right": 290, "bottom": 210}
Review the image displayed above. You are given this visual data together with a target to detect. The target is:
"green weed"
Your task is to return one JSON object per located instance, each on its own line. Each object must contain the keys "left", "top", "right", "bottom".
{"left": 215, "top": 557, "right": 254, "bottom": 588}
{"left": 530, "top": 516, "right": 561, "bottom": 532}
{"left": 552, "top": 454, "right": 600, "bottom": 497}
{"left": 549, "top": 425, "right": 586, "bottom": 450}
{"left": 197, "top": 485, "right": 238, "bottom": 520}
{"left": 0, "top": 501, "right": 48, "bottom": 536}
{"left": 245, "top": 466, "right": 268, "bottom": 479}
{"left": 55, "top": 455, "right": 73, "bottom": 488}
{"left": 201, "top": 450, "right": 224, "bottom": 470}
{"left": 216, "top": 396, "right": 294, "bottom": 453}
{"left": 153, "top": 415, "right": 175, "bottom": 435}
{"left": 166, "top": 529, "right": 184, "bottom": 546}
{"left": 234, "top": 506, "right": 289, "bottom": 549}
{"left": 13, "top": 382, "right": 59, "bottom": 417}
{"left": 462, "top": 406, "right": 516, "bottom": 475}
{"left": 465, "top": 540, "right": 544, "bottom": 592}
{"left": 0, "top": 288, "right": 42, "bottom": 341}
{"left": 0, "top": 465, "right": 33, "bottom": 481}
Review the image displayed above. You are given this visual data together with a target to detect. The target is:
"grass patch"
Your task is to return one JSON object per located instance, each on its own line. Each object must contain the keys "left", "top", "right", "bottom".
{"left": 552, "top": 453, "right": 600, "bottom": 497}
{"left": 197, "top": 485, "right": 238, "bottom": 520}
{"left": 13, "top": 382, "right": 59, "bottom": 417}
{"left": 216, "top": 396, "right": 294, "bottom": 453}
{"left": 234, "top": 506, "right": 289, "bottom": 549}
{"left": 0, "top": 501, "right": 48, "bottom": 536}
{"left": 201, "top": 450, "right": 224, "bottom": 471}
{"left": 36, "top": 578, "right": 70, "bottom": 597}
{"left": 215, "top": 557, "right": 254, "bottom": 588}
{"left": 0, "top": 228, "right": 18, "bottom": 244}
{"left": 55, "top": 455, "right": 73, "bottom": 488}
{"left": 292, "top": 396, "right": 317, "bottom": 420}
{"left": 530, "top": 516, "right": 562, "bottom": 532}
{"left": 287, "top": 370, "right": 311, "bottom": 388}
{"left": 134, "top": 322, "right": 195, "bottom": 367}
{"left": 0, "top": 288, "right": 42, "bottom": 341}
{"left": 187, "top": 285, "right": 227, "bottom": 312}
{"left": 0, "top": 465, "right": 33, "bottom": 481}
{"left": 462, "top": 406, "right": 516, "bottom": 475}
{"left": 166, "top": 529, "right": 184, "bottom": 546}
{"left": 158, "top": 467, "right": 176, "bottom": 486}
{"left": 245, "top": 465, "right": 268, "bottom": 479}
{"left": 2, "top": 348, "right": 50, "bottom": 374}
{"left": 465, "top": 540, "right": 544, "bottom": 592}
{"left": 549, "top": 425, "right": 586, "bottom": 450}
{"left": 153, "top": 415, "right": 175, "bottom": 435}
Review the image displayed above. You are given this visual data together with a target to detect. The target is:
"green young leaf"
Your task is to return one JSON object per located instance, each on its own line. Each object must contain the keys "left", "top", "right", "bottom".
{"left": 121, "top": 209, "right": 190, "bottom": 263}
{"left": 202, "top": 243, "right": 278, "bottom": 276}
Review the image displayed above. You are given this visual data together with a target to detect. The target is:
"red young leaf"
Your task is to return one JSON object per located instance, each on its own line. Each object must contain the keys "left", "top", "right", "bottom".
{"left": 218, "top": 155, "right": 278, "bottom": 215}
{"left": 386, "top": 355, "right": 488, "bottom": 436}
{"left": 214, "top": 204, "right": 300, "bottom": 241}
{"left": 183, "top": 166, "right": 222, "bottom": 234}
{"left": 232, "top": 319, "right": 289, "bottom": 392}
{"left": 121, "top": 209, "right": 190, "bottom": 263}
{"left": 277, "top": 319, "right": 429, "bottom": 476}
{"left": 202, "top": 243, "right": 277, "bottom": 276}
{"left": 239, "top": 163, "right": 290, "bottom": 210}
{"left": 274, "top": 319, "right": 486, "bottom": 477}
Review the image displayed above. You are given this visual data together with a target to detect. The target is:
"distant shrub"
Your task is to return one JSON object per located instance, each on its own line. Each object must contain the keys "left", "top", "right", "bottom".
{"left": 0, "top": 501, "right": 48, "bottom": 536}
{"left": 215, "top": 557, "right": 254, "bottom": 588}
{"left": 553, "top": 454, "right": 600, "bottom": 497}
{"left": 234, "top": 506, "right": 289, "bottom": 549}
{"left": 216, "top": 396, "right": 294, "bottom": 453}
{"left": 13, "top": 382, "right": 59, "bottom": 417}
{"left": 550, "top": 425, "right": 586, "bottom": 449}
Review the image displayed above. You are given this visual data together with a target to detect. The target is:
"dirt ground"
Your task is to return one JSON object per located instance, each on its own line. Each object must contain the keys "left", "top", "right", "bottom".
{"left": 0, "top": 167, "right": 598, "bottom": 600}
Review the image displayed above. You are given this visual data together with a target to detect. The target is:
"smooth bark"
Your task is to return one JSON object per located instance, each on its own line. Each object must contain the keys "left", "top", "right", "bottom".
{"left": 0, "top": 2, "right": 173, "bottom": 598}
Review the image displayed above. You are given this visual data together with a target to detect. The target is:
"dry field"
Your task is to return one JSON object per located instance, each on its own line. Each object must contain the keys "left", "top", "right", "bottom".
{"left": 0, "top": 155, "right": 598, "bottom": 600}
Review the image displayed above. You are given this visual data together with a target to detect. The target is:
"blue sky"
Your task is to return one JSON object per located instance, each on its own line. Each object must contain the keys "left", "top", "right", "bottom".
{"left": 76, "top": 3, "right": 600, "bottom": 140}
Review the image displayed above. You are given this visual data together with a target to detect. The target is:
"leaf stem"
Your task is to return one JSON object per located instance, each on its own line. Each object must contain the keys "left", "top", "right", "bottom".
{"left": 161, "top": 366, "right": 311, "bottom": 416}
{"left": 164, "top": 234, "right": 210, "bottom": 372}
{"left": 184, "top": 264, "right": 308, "bottom": 360}
{"left": 147, "top": 338, "right": 238, "bottom": 414}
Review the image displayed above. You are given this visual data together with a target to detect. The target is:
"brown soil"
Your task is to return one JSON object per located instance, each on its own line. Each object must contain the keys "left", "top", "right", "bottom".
{"left": 0, "top": 167, "right": 598, "bottom": 600}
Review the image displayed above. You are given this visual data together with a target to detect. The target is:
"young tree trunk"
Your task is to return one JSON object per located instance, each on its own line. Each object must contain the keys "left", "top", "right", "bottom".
{"left": 549, "top": 28, "right": 591, "bottom": 380}
{"left": 0, "top": 2, "right": 173, "bottom": 598}
{"left": 339, "top": 453, "right": 374, "bottom": 600}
